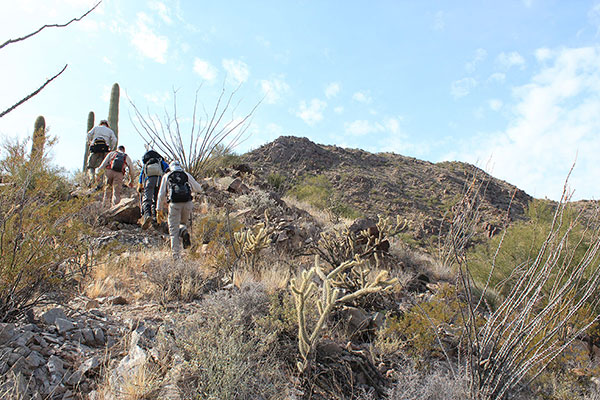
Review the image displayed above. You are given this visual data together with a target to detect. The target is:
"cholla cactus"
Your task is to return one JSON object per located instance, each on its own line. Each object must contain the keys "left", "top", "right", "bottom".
{"left": 233, "top": 212, "right": 273, "bottom": 270}
{"left": 315, "top": 214, "right": 408, "bottom": 268}
{"left": 290, "top": 256, "right": 397, "bottom": 372}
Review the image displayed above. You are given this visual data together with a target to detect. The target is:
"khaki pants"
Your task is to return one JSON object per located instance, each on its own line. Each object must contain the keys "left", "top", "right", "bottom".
{"left": 167, "top": 201, "right": 193, "bottom": 258}
{"left": 103, "top": 169, "right": 124, "bottom": 207}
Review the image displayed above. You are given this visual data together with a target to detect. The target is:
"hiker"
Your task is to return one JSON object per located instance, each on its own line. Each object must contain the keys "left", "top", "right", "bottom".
{"left": 156, "top": 161, "right": 202, "bottom": 258}
{"left": 137, "top": 149, "right": 169, "bottom": 229}
{"left": 97, "top": 145, "right": 135, "bottom": 207}
{"left": 86, "top": 120, "right": 117, "bottom": 184}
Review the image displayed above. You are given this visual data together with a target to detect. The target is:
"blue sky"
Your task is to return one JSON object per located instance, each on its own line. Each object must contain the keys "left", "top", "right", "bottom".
{"left": 1, "top": 1, "right": 600, "bottom": 200}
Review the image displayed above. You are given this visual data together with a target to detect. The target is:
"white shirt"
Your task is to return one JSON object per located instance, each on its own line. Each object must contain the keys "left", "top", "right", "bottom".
{"left": 87, "top": 125, "right": 117, "bottom": 150}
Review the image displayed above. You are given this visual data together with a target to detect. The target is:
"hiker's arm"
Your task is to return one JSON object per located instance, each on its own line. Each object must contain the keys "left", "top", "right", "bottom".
{"left": 126, "top": 155, "right": 135, "bottom": 182}
{"left": 156, "top": 175, "right": 168, "bottom": 211}
{"left": 87, "top": 127, "right": 95, "bottom": 143}
{"left": 187, "top": 173, "right": 203, "bottom": 193}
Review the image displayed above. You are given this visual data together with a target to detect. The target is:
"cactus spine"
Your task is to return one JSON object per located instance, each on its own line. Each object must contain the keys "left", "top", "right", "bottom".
{"left": 108, "top": 83, "right": 119, "bottom": 144}
{"left": 31, "top": 115, "right": 46, "bottom": 161}
{"left": 83, "top": 111, "right": 94, "bottom": 171}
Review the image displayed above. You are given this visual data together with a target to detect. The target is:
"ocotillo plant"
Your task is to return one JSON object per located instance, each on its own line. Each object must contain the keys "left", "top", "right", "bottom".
{"left": 30, "top": 115, "right": 46, "bottom": 161}
{"left": 83, "top": 111, "right": 94, "bottom": 171}
{"left": 108, "top": 83, "right": 119, "bottom": 144}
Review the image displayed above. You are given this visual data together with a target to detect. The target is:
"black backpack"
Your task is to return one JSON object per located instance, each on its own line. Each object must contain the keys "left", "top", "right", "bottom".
{"left": 110, "top": 152, "right": 127, "bottom": 173}
{"left": 90, "top": 138, "right": 109, "bottom": 153}
{"left": 168, "top": 171, "right": 192, "bottom": 203}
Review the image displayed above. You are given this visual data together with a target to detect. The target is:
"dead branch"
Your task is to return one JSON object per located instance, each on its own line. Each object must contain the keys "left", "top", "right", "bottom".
{"left": 0, "top": 65, "right": 67, "bottom": 118}
{"left": 0, "top": 1, "right": 101, "bottom": 50}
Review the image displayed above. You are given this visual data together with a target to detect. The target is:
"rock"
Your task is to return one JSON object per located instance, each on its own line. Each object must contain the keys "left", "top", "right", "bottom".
{"left": 42, "top": 308, "right": 67, "bottom": 325}
{"left": 81, "top": 328, "right": 95, "bottom": 346}
{"left": 15, "top": 331, "right": 34, "bottom": 347}
{"left": 232, "top": 163, "right": 253, "bottom": 174}
{"left": 47, "top": 355, "right": 65, "bottom": 375}
{"left": 93, "top": 327, "right": 105, "bottom": 345}
{"left": 55, "top": 318, "right": 76, "bottom": 334}
{"left": 100, "top": 197, "right": 141, "bottom": 224}
{"left": 85, "top": 299, "right": 100, "bottom": 310}
{"left": 0, "top": 323, "right": 16, "bottom": 345}
{"left": 218, "top": 177, "right": 250, "bottom": 194}
{"left": 25, "top": 351, "right": 45, "bottom": 369}
{"left": 107, "top": 295, "right": 128, "bottom": 306}
{"left": 342, "top": 306, "right": 371, "bottom": 337}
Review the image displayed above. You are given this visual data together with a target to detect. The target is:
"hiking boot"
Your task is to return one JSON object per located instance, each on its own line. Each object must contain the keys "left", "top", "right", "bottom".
{"left": 181, "top": 228, "right": 191, "bottom": 249}
{"left": 141, "top": 215, "right": 151, "bottom": 230}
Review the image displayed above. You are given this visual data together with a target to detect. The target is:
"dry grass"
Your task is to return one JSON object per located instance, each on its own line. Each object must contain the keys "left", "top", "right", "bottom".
{"left": 85, "top": 249, "right": 214, "bottom": 303}
{"left": 282, "top": 194, "right": 352, "bottom": 230}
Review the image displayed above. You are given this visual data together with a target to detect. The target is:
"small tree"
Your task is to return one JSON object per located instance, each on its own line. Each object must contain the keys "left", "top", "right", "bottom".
{"left": 129, "top": 84, "right": 260, "bottom": 177}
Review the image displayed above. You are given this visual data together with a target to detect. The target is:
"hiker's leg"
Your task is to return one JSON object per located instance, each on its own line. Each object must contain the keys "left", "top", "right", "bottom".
{"left": 103, "top": 170, "right": 116, "bottom": 207}
{"left": 142, "top": 176, "right": 159, "bottom": 217}
{"left": 179, "top": 201, "right": 193, "bottom": 230}
{"left": 112, "top": 172, "right": 124, "bottom": 205}
{"left": 168, "top": 203, "right": 183, "bottom": 258}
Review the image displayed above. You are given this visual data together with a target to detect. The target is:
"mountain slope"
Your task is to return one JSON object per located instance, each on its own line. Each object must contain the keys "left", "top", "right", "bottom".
{"left": 241, "top": 136, "right": 532, "bottom": 243}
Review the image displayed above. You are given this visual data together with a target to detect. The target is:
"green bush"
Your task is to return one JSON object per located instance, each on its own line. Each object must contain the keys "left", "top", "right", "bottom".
{"left": 0, "top": 138, "right": 91, "bottom": 321}
{"left": 288, "top": 174, "right": 332, "bottom": 209}
{"left": 467, "top": 199, "right": 596, "bottom": 298}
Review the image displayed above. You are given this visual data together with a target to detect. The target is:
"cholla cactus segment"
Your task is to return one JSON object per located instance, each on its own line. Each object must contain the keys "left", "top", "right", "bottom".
{"left": 31, "top": 115, "right": 46, "bottom": 161}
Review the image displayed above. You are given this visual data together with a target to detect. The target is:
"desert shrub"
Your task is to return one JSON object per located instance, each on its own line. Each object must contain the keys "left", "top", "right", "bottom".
{"left": 387, "top": 362, "right": 469, "bottom": 400}
{"left": 267, "top": 172, "right": 286, "bottom": 193}
{"left": 144, "top": 258, "right": 208, "bottom": 303}
{"left": 234, "top": 189, "right": 278, "bottom": 215}
{"left": 0, "top": 139, "right": 92, "bottom": 321}
{"left": 466, "top": 199, "right": 594, "bottom": 297}
{"left": 202, "top": 144, "right": 242, "bottom": 177}
{"left": 376, "top": 284, "right": 470, "bottom": 360}
{"left": 288, "top": 174, "right": 332, "bottom": 210}
{"left": 176, "top": 284, "right": 289, "bottom": 399}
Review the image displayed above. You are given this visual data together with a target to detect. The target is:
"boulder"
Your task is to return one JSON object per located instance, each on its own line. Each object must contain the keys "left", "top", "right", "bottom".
{"left": 100, "top": 197, "right": 141, "bottom": 224}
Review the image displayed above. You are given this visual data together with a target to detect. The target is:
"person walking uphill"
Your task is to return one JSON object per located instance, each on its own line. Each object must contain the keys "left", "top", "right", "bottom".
{"left": 87, "top": 120, "right": 117, "bottom": 184}
{"left": 156, "top": 161, "right": 203, "bottom": 258}
{"left": 98, "top": 145, "right": 135, "bottom": 207}
{"left": 137, "top": 149, "right": 169, "bottom": 229}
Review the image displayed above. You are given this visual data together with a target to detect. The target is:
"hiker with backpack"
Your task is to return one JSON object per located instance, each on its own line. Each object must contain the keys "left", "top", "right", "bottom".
{"left": 97, "top": 145, "right": 135, "bottom": 207}
{"left": 156, "top": 161, "right": 203, "bottom": 258}
{"left": 86, "top": 120, "right": 117, "bottom": 184}
{"left": 137, "top": 149, "right": 169, "bottom": 229}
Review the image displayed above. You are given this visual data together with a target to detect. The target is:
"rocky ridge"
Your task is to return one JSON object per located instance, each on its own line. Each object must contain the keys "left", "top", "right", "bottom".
{"left": 241, "top": 136, "right": 533, "bottom": 243}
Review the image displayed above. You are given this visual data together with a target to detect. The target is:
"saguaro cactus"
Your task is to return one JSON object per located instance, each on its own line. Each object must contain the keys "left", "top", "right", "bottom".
{"left": 83, "top": 111, "right": 94, "bottom": 171}
{"left": 108, "top": 83, "right": 119, "bottom": 144}
{"left": 31, "top": 115, "right": 46, "bottom": 161}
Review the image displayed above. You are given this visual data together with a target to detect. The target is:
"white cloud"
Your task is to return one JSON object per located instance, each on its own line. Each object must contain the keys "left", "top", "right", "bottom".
{"left": 344, "top": 117, "right": 402, "bottom": 137}
{"left": 345, "top": 120, "right": 384, "bottom": 136}
{"left": 149, "top": 1, "right": 172, "bottom": 24}
{"left": 334, "top": 106, "right": 344, "bottom": 114}
{"left": 130, "top": 12, "right": 169, "bottom": 63}
{"left": 454, "top": 47, "right": 600, "bottom": 200}
{"left": 535, "top": 48, "right": 553, "bottom": 62}
{"left": 451, "top": 77, "right": 477, "bottom": 98}
{"left": 488, "top": 72, "right": 506, "bottom": 82}
{"left": 193, "top": 58, "right": 218, "bottom": 81}
{"left": 497, "top": 51, "right": 526, "bottom": 69}
{"left": 466, "top": 48, "right": 487, "bottom": 73}
{"left": 144, "top": 91, "right": 171, "bottom": 105}
{"left": 222, "top": 59, "right": 250, "bottom": 84}
{"left": 325, "top": 82, "right": 340, "bottom": 98}
{"left": 488, "top": 99, "right": 503, "bottom": 111}
{"left": 296, "top": 99, "right": 327, "bottom": 126}
{"left": 352, "top": 91, "right": 373, "bottom": 104}
{"left": 260, "top": 76, "right": 290, "bottom": 104}
{"left": 433, "top": 10, "right": 445, "bottom": 31}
